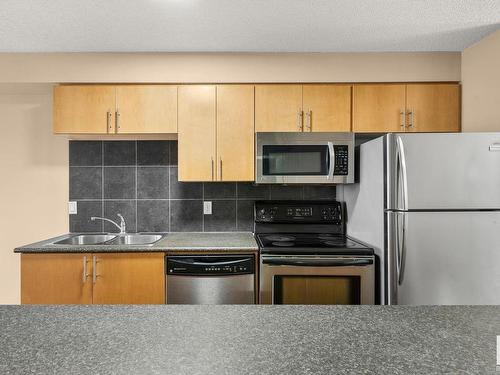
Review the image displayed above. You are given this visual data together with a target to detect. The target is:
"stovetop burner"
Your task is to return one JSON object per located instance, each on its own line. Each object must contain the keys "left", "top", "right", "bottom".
{"left": 272, "top": 241, "right": 295, "bottom": 247}
{"left": 265, "top": 235, "right": 296, "bottom": 242}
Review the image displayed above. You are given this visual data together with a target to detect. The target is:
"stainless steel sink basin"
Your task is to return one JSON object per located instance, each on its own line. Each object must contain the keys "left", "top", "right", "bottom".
{"left": 54, "top": 234, "right": 117, "bottom": 245}
{"left": 107, "top": 234, "right": 163, "bottom": 245}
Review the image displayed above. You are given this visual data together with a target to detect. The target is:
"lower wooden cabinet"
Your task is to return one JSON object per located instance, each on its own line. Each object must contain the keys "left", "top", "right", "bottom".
{"left": 21, "top": 253, "right": 165, "bottom": 305}
{"left": 21, "top": 253, "right": 93, "bottom": 304}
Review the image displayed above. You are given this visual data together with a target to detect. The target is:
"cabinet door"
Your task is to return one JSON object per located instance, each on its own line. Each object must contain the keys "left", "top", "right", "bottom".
{"left": 217, "top": 85, "right": 255, "bottom": 181}
{"left": 21, "top": 253, "right": 92, "bottom": 304}
{"left": 353, "top": 84, "right": 406, "bottom": 133}
{"left": 53, "top": 85, "right": 115, "bottom": 134}
{"left": 92, "top": 253, "right": 165, "bottom": 304}
{"left": 178, "top": 85, "right": 217, "bottom": 181}
{"left": 115, "top": 85, "right": 177, "bottom": 134}
{"left": 255, "top": 85, "right": 303, "bottom": 132}
{"left": 406, "top": 84, "right": 461, "bottom": 133}
{"left": 303, "top": 85, "right": 351, "bottom": 132}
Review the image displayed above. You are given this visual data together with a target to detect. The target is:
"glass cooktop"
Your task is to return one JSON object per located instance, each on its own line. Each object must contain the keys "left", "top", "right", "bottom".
{"left": 256, "top": 233, "right": 374, "bottom": 255}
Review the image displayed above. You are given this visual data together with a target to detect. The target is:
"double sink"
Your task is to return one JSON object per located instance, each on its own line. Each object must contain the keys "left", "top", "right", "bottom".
{"left": 53, "top": 233, "right": 164, "bottom": 246}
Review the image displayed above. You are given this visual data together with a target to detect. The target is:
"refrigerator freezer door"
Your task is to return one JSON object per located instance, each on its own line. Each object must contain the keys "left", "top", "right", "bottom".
{"left": 388, "top": 211, "right": 500, "bottom": 305}
{"left": 387, "top": 133, "right": 500, "bottom": 210}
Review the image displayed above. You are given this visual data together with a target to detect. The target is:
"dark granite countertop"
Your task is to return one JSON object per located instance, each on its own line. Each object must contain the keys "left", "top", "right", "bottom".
{"left": 14, "top": 232, "right": 258, "bottom": 253}
{"left": 0, "top": 305, "right": 498, "bottom": 374}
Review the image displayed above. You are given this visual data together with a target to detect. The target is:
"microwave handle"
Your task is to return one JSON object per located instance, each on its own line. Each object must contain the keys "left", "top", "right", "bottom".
{"left": 327, "top": 142, "right": 335, "bottom": 179}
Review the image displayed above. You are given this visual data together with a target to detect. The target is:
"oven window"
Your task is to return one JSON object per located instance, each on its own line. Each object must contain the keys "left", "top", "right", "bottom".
{"left": 262, "top": 145, "right": 329, "bottom": 176}
{"left": 273, "top": 276, "right": 360, "bottom": 305}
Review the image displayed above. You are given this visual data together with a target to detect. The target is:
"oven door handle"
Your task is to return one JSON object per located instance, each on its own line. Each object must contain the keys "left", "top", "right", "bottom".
{"left": 262, "top": 258, "right": 373, "bottom": 267}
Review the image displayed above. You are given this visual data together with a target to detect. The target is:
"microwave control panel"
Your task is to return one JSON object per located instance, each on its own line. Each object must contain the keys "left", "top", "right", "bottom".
{"left": 333, "top": 145, "right": 349, "bottom": 175}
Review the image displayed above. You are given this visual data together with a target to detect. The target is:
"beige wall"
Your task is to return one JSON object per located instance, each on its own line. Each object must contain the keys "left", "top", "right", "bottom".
{"left": 0, "top": 84, "right": 68, "bottom": 304}
{"left": 462, "top": 29, "right": 500, "bottom": 132}
{"left": 0, "top": 52, "right": 460, "bottom": 83}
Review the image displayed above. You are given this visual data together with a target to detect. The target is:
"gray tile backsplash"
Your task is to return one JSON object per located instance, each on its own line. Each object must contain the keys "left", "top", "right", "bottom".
{"left": 69, "top": 140, "right": 336, "bottom": 233}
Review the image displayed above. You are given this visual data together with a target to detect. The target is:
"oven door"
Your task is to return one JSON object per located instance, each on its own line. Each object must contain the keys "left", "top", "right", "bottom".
{"left": 260, "top": 256, "right": 375, "bottom": 305}
{"left": 255, "top": 132, "right": 354, "bottom": 184}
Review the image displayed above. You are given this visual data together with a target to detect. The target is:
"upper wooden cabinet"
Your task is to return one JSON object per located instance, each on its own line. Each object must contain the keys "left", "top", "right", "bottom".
{"left": 405, "top": 84, "right": 460, "bottom": 132}
{"left": 255, "top": 84, "right": 352, "bottom": 132}
{"left": 255, "top": 85, "right": 303, "bottom": 132}
{"left": 53, "top": 85, "right": 177, "bottom": 134}
{"left": 352, "top": 84, "right": 406, "bottom": 133}
{"left": 178, "top": 85, "right": 255, "bottom": 182}
{"left": 53, "top": 85, "right": 116, "bottom": 134}
{"left": 353, "top": 83, "right": 461, "bottom": 133}
{"left": 302, "top": 85, "right": 351, "bottom": 132}
{"left": 115, "top": 85, "right": 177, "bottom": 133}
{"left": 21, "top": 253, "right": 165, "bottom": 305}
{"left": 216, "top": 85, "right": 255, "bottom": 181}
{"left": 178, "top": 85, "right": 217, "bottom": 182}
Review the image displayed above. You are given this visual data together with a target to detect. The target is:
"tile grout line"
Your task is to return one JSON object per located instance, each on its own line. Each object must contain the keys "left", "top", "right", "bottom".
{"left": 101, "top": 141, "right": 104, "bottom": 232}
{"left": 202, "top": 181, "right": 205, "bottom": 232}
{"left": 168, "top": 142, "right": 171, "bottom": 233}
{"left": 235, "top": 183, "right": 239, "bottom": 231}
{"left": 135, "top": 141, "right": 138, "bottom": 233}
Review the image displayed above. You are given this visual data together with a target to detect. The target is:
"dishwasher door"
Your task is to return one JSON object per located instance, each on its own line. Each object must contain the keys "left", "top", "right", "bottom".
{"left": 166, "top": 255, "right": 255, "bottom": 304}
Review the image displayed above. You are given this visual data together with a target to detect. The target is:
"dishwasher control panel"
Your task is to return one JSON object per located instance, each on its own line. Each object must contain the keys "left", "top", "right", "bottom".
{"left": 166, "top": 255, "right": 255, "bottom": 276}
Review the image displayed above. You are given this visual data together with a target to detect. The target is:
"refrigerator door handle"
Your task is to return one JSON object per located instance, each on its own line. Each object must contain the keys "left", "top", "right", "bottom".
{"left": 398, "top": 212, "right": 407, "bottom": 285}
{"left": 395, "top": 137, "right": 409, "bottom": 211}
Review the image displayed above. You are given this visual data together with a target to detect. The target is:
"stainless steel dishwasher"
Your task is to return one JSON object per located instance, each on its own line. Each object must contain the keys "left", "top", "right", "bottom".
{"left": 166, "top": 255, "right": 255, "bottom": 304}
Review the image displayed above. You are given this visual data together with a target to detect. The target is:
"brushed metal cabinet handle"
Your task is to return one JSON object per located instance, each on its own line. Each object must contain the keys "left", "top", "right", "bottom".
{"left": 211, "top": 158, "right": 214, "bottom": 181}
{"left": 106, "top": 111, "right": 113, "bottom": 133}
{"left": 297, "top": 110, "right": 304, "bottom": 131}
{"left": 219, "top": 158, "right": 223, "bottom": 181}
{"left": 400, "top": 110, "right": 406, "bottom": 129}
{"left": 407, "top": 109, "right": 414, "bottom": 128}
{"left": 92, "top": 255, "right": 98, "bottom": 284}
{"left": 305, "top": 110, "right": 312, "bottom": 131}
{"left": 115, "top": 110, "right": 120, "bottom": 133}
{"left": 82, "top": 256, "right": 89, "bottom": 283}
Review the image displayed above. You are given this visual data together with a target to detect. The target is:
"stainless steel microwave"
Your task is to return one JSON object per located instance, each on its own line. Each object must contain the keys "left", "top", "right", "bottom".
{"left": 255, "top": 132, "right": 355, "bottom": 184}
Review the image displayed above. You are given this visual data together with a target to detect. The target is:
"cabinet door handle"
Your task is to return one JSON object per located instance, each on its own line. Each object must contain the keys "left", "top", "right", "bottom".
{"left": 407, "top": 109, "right": 414, "bottom": 128}
{"left": 115, "top": 110, "right": 120, "bottom": 133}
{"left": 92, "top": 255, "right": 99, "bottom": 284}
{"left": 219, "top": 158, "right": 223, "bottom": 181}
{"left": 297, "top": 110, "right": 304, "bottom": 131}
{"left": 106, "top": 111, "right": 113, "bottom": 133}
{"left": 400, "top": 110, "right": 406, "bottom": 129}
{"left": 211, "top": 158, "right": 214, "bottom": 181}
{"left": 305, "top": 110, "right": 312, "bottom": 131}
{"left": 82, "top": 256, "right": 89, "bottom": 283}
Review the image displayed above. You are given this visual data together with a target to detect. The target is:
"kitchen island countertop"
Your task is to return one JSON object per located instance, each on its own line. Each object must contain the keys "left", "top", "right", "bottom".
{"left": 0, "top": 305, "right": 498, "bottom": 374}
{"left": 14, "top": 232, "right": 258, "bottom": 253}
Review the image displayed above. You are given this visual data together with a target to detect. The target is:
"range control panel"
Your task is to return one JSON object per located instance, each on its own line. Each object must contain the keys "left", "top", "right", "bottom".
{"left": 255, "top": 201, "right": 344, "bottom": 225}
{"left": 333, "top": 145, "right": 349, "bottom": 176}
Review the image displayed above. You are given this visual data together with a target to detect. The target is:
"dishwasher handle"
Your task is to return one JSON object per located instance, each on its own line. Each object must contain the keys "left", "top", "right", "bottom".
{"left": 262, "top": 257, "right": 373, "bottom": 267}
{"left": 167, "top": 255, "right": 255, "bottom": 275}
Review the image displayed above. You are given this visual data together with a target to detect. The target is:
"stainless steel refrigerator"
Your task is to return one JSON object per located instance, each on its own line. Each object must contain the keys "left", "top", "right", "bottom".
{"left": 342, "top": 133, "right": 500, "bottom": 305}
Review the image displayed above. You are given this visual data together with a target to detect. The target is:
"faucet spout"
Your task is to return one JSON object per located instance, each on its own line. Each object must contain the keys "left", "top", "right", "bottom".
{"left": 91, "top": 214, "right": 127, "bottom": 234}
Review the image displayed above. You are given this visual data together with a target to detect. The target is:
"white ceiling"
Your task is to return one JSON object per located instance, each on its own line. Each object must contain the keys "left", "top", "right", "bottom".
{"left": 0, "top": 0, "right": 499, "bottom": 52}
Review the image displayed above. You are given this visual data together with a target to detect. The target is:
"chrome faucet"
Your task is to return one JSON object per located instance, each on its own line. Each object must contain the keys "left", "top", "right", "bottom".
{"left": 91, "top": 214, "right": 126, "bottom": 234}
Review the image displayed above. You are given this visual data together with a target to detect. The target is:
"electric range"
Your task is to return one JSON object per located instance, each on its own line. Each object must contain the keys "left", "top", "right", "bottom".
{"left": 255, "top": 200, "right": 376, "bottom": 305}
